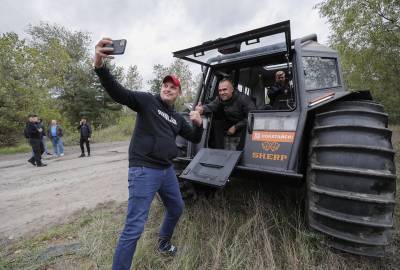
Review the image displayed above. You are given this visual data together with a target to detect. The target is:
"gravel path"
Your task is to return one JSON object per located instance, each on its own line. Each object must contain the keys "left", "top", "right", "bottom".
{"left": 0, "top": 141, "right": 130, "bottom": 239}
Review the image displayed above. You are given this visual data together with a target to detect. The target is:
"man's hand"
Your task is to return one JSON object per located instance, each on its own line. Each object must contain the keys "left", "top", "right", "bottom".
{"left": 227, "top": 125, "right": 236, "bottom": 136}
{"left": 189, "top": 111, "right": 203, "bottom": 127}
{"left": 38, "top": 128, "right": 43, "bottom": 132}
{"left": 94, "top": 38, "right": 115, "bottom": 68}
{"left": 194, "top": 102, "right": 204, "bottom": 115}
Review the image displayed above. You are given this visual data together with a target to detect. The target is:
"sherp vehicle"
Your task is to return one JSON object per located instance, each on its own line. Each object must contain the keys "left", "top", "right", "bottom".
{"left": 171, "top": 21, "right": 396, "bottom": 257}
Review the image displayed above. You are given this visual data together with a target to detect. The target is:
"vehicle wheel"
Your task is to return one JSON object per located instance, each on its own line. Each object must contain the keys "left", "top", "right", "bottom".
{"left": 306, "top": 100, "right": 396, "bottom": 257}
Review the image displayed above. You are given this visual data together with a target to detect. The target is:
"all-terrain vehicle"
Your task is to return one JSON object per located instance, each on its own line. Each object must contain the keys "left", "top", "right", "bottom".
{"left": 171, "top": 21, "right": 396, "bottom": 257}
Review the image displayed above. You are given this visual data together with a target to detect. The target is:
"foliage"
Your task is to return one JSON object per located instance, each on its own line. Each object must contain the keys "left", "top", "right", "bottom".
{"left": 317, "top": 0, "right": 400, "bottom": 122}
{"left": 0, "top": 23, "right": 143, "bottom": 146}
{"left": 148, "top": 59, "right": 197, "bottom": 111}
{"left": 90, "top": 112, "right": 135, "bottom": 143}
{"left": 0, "top": 32, "right": 60, "bottom": 145}
{"left": 123, "top": 65, "right": 143, "bottom": 91}
{"left": 27, "top": 23, "right": 126, "bottom": 128}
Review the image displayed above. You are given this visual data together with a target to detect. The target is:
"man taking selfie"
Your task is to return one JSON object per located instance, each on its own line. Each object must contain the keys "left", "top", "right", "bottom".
{"left": 94, "top": 38, "right": 203, "bottom": 270}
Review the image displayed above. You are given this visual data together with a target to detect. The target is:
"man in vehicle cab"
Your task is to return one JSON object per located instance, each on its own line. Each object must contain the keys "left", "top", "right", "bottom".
{"left": 195, "top": 78, "right": 256, "bottom": 150}
{"left": 268, "top": 70, "right": 291, "bottom": 109}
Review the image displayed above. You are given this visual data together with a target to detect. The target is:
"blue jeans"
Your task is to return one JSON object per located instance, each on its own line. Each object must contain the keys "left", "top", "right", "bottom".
{"left": 51, "top": 137, "right": 64, "bottom": 155}
{"left": 42, "top": 136, "right": 49, "bottom": 154}
{"left": 112, "top": 166, "right": 184, "bottom": 270}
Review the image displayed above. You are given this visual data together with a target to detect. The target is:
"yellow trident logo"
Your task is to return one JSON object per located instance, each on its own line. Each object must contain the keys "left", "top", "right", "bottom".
{"left": 261, "top": 142, "right": 280, "bottom": 152}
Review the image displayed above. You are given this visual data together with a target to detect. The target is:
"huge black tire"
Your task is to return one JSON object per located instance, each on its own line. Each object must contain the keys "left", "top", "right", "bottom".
{"left": 306, "top": 100, "right": 397, "bottom": 257}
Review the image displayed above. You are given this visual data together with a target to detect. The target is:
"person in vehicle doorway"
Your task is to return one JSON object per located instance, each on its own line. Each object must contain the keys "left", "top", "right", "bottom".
{"left": 77, "top": 117, "right": 91, "bottom": 157}
{"left": 268, "top": 70, "right": 290, "bottom": 109}
{"left": 94, "top": 38, "right": 203, "bottom": 270}
{"left": 195, "top": 78, "right": 256, "bottom": 150}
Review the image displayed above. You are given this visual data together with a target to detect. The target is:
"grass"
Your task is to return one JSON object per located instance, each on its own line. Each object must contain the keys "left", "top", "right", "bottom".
{"left": 1, "top": 175, "right": 398, "bottom": 270}
{"left": 0, "top": 115, "right": 135, "bottom": 155}
{"left": 0, "top": 124, "right": 398, "bottom": 269}
{"left": 90, "top": 115, "right": 134, "bottom": 144}
{"left": 0, "top": 143, "right": 32, "bottom": 155}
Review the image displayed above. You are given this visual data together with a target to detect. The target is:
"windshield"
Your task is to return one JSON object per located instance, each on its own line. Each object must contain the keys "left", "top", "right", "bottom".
{"left": 302, "top": 57, "right": 340, "bottom": 90}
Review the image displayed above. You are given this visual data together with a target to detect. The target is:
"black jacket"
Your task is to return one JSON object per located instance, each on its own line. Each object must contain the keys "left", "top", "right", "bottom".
{"left": 95, "top": 66, "right": 203, "bottom": 169}
{"left": 268, "top": 82, "right": 289, "bottom": 106}
{"left": 203, "top": 91, "right": 256, "bottom": 131}
{"left": 77, "top": 123, "right": 91, "bottom": 138}
{"left": 26, "top": 122, "right": 41, "bottom": 139}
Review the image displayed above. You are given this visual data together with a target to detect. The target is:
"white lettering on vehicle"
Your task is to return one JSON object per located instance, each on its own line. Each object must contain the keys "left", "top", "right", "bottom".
{"left": 157, "top": 109, "right": 177, "bottom": 125}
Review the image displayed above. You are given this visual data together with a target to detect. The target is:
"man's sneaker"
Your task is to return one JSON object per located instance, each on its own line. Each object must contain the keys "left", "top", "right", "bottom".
{"left": 36, "top": 163, "right": 47, "bottom": 167}
{"left": 27, "top": 158, "right": 36, "bottom": 166}
{"left": 60, "top": 153, "right": 64, "bottom": 156}
{"left": 157, "top": 239, "right": 177, "bottom": 256}
{"left": 79, "top": 153, "right": 85, "bottom": 158}
{"left": 46, "top": 152, "right": 52, "bottom": 155}
{"left": 88, "top": 153, "right": 90, "bottom": 157}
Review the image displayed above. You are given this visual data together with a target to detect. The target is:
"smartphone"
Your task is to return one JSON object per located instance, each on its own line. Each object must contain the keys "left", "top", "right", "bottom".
{"left": 104, "top": 39, "right": 127, "bottom": 55}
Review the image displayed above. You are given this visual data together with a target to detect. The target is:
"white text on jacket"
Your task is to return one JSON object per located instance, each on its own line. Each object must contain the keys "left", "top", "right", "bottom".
{"left": 157, "top": 109, "right": 177, "bottom": 125}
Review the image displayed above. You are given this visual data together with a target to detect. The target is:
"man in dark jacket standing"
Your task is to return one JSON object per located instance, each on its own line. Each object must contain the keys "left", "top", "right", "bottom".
{"left": 26, "top": 114, "right": 46, "bottom": 167}
{"left": 77, "top": 117, "right": 92, "bottom": 157}
{"left": 94, "top": 38, "right": 203, "bottom": 270}
{"left": 195, "top": 78, "right": 256, "bottom": 150}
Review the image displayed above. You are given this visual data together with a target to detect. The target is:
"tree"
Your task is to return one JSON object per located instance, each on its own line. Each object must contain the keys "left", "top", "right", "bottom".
{"left": 26, "top": 23, "right": 129, "bottom": 128}
{"left": 0, "top": 23, "right": 143, "bottom": 146}
{"left": 317, "top": 0, "right": 400, "bottom": 122}
{"left": 0, "top": 32, "right": 60, "bottom": 146}
{"left": 124, "top": 65, "right": 143, "bottom": 91}
{"left": 148, "top": 64, "right": 168, "bottom": 95}
{"left": 148, "top": 59, "right": 197, "bottom": 111}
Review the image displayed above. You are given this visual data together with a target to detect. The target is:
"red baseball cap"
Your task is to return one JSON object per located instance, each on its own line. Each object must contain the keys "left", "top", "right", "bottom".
{"left": 162, "top": 75, "right": 181, "bottom": 89}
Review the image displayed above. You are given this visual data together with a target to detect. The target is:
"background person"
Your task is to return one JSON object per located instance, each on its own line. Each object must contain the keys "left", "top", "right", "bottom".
{"left": 38, "top": 119, "right": 52, "bottom": 156}
{"left": 26, "top": 114, "right": 46, "bottom": 167}
{"left": 77, "top": 117, "right": 92, "bottom": 157}
{"left": 94, "top": 37, "right": 204, "bottom": 270}
{"left": 48, "top": 119, "right": 64, "bottom": 157}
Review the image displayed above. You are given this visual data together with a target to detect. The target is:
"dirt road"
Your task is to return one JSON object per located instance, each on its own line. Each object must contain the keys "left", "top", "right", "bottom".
{"left": 0, "top": 141, "right": 130, "bottom": 239}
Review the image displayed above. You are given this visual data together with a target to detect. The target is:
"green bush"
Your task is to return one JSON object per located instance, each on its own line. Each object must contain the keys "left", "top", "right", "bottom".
{"left": 91, "top": 114, "right": 135, "bottom": 143}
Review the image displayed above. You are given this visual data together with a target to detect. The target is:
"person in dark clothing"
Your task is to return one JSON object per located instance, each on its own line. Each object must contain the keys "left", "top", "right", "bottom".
{"left": 94, "top": 37, "right": 203, "bottom": 270}
{"left": 268, "top": 70, "right": 290, "bottom": 109}
{"left": 77, "top": 117, "right": 92, "bottom": 157}
{"left": 195, "top": 78, "right": 256, "bottom": 150}
{"left": 26, "top": 114, "right": 46, "bottom": 167}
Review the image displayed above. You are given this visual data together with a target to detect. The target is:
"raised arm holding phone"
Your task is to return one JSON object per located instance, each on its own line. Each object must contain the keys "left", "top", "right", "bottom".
{"left": 94, "top": 38, "right": 203, "bottom": 270}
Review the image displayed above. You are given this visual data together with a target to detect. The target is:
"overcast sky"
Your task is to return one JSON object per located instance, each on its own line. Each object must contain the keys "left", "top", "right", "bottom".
{"left": 1, "top": 0, "right": 330, "bottom": 88}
